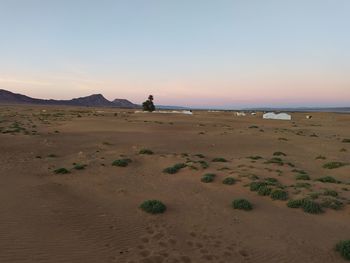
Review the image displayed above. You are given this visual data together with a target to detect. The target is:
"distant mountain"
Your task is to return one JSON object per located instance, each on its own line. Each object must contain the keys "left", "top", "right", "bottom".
{"left": 0, "top": 89, "right": 138, "bottom": 108}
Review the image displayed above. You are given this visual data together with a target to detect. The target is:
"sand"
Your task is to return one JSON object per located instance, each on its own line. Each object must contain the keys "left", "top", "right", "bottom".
{"left": 0, "top": 105, "right": 349, "bottom": 263}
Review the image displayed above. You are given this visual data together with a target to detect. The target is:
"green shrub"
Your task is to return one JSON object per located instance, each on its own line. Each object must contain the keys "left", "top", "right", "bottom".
{"left": 273, "top": 152, "right": 287, "bottom": 156}
{"left": 265, "top": 177, "right": 279, "bottom": 185}
{"left": 54, "top": 168, "right": 70, "bottom": 174}
{"left": 140, "top": 200, "right": 166, "bottom": 214}
{"left": 323, "top": 162, "right": 347, "bottom": 169}
{"left": 270, "top": 189, "right": 288, "bottom": 200}
{"left": 295, "top": 174, "right": 310, "bottom": 180}
{"left": 301, "top": 200, "right": 323, "bottom": 214}
{"left": 163, "top": 163, "right": 186, "bottom": 174}
{"left": 309, "top": 192, "right": 320, "bottom": 199}
{"left": 222, "top": 177, "right": 236, "bottom": 185}
{"left": 194, "top": 154, "right": 205, "bottom": 158}
{"left": 265, "top": 157, "right": 284, "bottom": 165}
{"left": 316, "top": 176, "right": 339, "bottom": 184}
{"left": 258, "top": 186, "right": 272, "bottom": 196}
{"left": 74, "top": 164, "right": 86, "bottom": 170}
{"left": 112, "top": 158, "right": 132, "bottom": 167}
{"left": 201, "top": 173, "right": 216, "bottom": 183}
{"left": 139, "top": 148, "right": 154, "bottom": 155}
{"left": 321, "top": 198, "right": 343, "bottom": 210}
{"left": 212, "top": 157, "right": 227, "bottom": 162}
{"left": 323, "top": 190, "right": 338, "bottom": 197}
{"left": 250, "top": 181, "right": 266, "bottom": 192}
{"left": 295, "top": 182, "right": 311, "bottom": 189}
{"left": 336, "top": 240, "right": 350, "bottom": 260}
{"left": 292, "top": 169, "right": 307, "bottom": 174}
{"left": 247, "top": 156, "right": 263, "bottom": 160}
{"left": 232, "top": 199, "right": 252, "bottom": 211}
{"left": 198, "top": 160, "right": 209, "bottom": 169}
{"left": 287, "top": 199, "right": 304, "bottom": 208}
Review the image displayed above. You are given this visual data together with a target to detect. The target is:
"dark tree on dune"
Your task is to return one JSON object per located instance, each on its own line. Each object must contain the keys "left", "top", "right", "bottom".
{"left": 142, "top": 95, "right": 155, "bottom": 112}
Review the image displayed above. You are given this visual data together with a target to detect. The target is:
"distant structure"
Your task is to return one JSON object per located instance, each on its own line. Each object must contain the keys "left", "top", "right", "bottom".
{"left": 306, "top": 115, "right": 312, "bottom": 119}
{"left": 236, "top": 112, "right": 246, "bottom": 117}
{"left": 263, "top": 112, "right": 292, "bottom": 120}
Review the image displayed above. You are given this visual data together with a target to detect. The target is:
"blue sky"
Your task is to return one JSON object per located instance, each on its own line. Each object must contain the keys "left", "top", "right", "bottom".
{"left": 0, "top": 0, "right": 349, "bottom": 108}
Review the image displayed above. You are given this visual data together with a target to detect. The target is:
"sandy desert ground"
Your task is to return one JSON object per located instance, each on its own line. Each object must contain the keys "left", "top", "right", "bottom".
{"left": 0, "top": 105, "right": 349, "bottom": 263}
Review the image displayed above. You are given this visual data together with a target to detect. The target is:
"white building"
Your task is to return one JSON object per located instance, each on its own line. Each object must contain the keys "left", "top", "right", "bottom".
{"left": 263, "top": 112, "right": 292, "bottom": 120}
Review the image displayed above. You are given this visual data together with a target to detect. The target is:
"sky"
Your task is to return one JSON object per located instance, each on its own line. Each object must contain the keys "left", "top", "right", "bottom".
{"left": 0, "top": 0, "right": 349, "bottom": 108}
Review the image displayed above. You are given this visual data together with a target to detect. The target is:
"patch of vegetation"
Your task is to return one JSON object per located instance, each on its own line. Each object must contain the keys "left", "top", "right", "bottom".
{"left": 336, "top": 240, "right": 350, "bottom": 260}
{"left": 265, "top": 157, "right": 284, "bottom": 166}
{"left": 250, "top": 181, "right": 267, "bottom": 192}
{"left": 270, "top": 189, "right": 288, "bottom": 200}
{"left": 112, "top": 158, "right": 132, "bottom": 167}
{"left": 74, "top": 164, "right": 86, "bottom": 170}
{"left": 258, "top": 186, "right": 272, "bottom": 196}
{"left": 309, "top": 192, "right": 320, "bottom": 199}
{"left": 265, "top": 177, "right": 279, "bottom": 185}
{"left": 247, "top": 156, "right": 263, "bottom": 160}
{"left": 295, "top": 174, "right": 310, "bottom": 180}
{"left": 198, "top": 160, "right": 209, "bottom": 169}
{"left": 222, "top": 177, "right": 236, "bottom": 185}
{"left": 315, "top": 155, "right": 326, "bottom": 160}
{"left": 292, "top": 169, "right": 307, "bottom": 174}
{"left": 273, "top": 152, "right": 287, "bottom": 156}
{"left": 140, "top": 200, "right": 166, "bottom": 214}
{"left": 249, "top": 125, "right": 259, "bottom": 129}
{"left": 340, "top": 148, "right": 347, "bottom": 152}
{"left": 54, "top": 168, "right": 70, "bottom": 174}
{"left": 287, "top": 199, "right": 305, "bottom": 208}
{"left": 232, "top": 199, "right": 253, "bottom": 211}
{"left": 323, "top": 162, "right": 347, "bottom": 169}
{"left": 278, "top": 137, "right": 288, "bottom": 141}
{"left": 47, "top": 154, "right": 57, "bottom": 158}
{"left": 201, "top": 173, "right": 216, "bottom": 183}
{"left": 194, "top": 154, "right": 205, "bottom": 158}
{"left": 212, "top": 157, "right": 228, "bottom": 162}
{"left": 323, "top": 190, "right": 338, "bottom": 197}
{"left": 321, "top": 198, "right": 343, "bottom": 210}
{"left": 342, "top": 139, "right": 350, "bottom": 143}
{"left": 139, "top": 148, "right": 154, "bottom": 155}
{"left": 301, "top": 200, "right": 323, "bottom": 214}
{"left": 316, "top": 176, "right": 339, "bottom": 184}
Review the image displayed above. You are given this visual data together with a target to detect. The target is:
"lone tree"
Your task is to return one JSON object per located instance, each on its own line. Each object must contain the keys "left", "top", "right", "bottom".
{"left": 142, "top": 95, "right": 155, "bottom": 112}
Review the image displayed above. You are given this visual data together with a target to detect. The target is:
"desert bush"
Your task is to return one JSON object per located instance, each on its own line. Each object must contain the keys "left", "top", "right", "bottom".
{"left": 198, "top": 160, "right": 209, "bottom": 169}
{"left": 323, "top": 162, "right": 347, "bottom": 169}
{"left": 112, "top": 158, "right": 132, "bottom": 167}
{"left": 194, "top": 154, "right": 205, "bottom": 158}
{"left": 201, "top": 173, "right": 216, "bottom": 183}
{"left": 140, "top": 200, "right": 166, "bottom": 214}
{"left": 295, "top": 182, "right": 311, "bottom": 189}
{"left": 248, "top": 156, "right": 263, "bottom": 160}
{"left": 163, "top": 163, "right": 187, "bottom": 174}
{"left": 212, "top": 157, "right": 228, "bottom": 162}
{"left": 265, "top": 157, "right": 284, "bottom": 166}
{"left": 315, "top": 155, "right": 326, "bottom": 160}
{"left": 232, "top": 199, "right": 253, "bottom": 211}
{"left": 292, "top": 169, "right": 307, "bottom": 174}
{"left": 48, "top": 154, "right": 57, "bottom": 158}
{"left": 336, "top": 240, "right": 350, "bottom": 260}
{"left": 295, "top": 174, "right": 310, "bottom": 180}
{"left": 323, "top": 190, "right": 338, "bottom": 197}
{"left": 74, "top": 164, "right": 86, "bottom": 170}
{"left": 342, "top": 139, "right": 350, "bottom": 143}
{"left": 287, "top": 199, "right": 304, "bottom": 208}
{"left": 321, "top": 198, "right": 343, "bottom": 210}
{"left": 316, "top": 176, "right": 339, "bottom": 184}
{"left": 139, "top": 148, "right": 154, "bottom": 155}
{"left": 249, "top": 125, "right": 259, "bottom": 129}
{"left": 142, "top": 95, "right": 155, "bottom": 112}
{"left": 258, "top": 186, "right": 272, "bottom": 196}
{"left": 309, "top": 192, "right": 320, "bottom": 199}
{"left": 250, "top": 181, "right": 267, "bottom": 192}
{"left": 54, "top": 168, "right": 70, "bottom": 174}
{"left": 270, "top": 189, "right": 288, "bottom": 200}
{"left": 265, "top": 177, "right": 279, "bottom": 185}
{"left": 273, "top": 152, "right": 287, "bottom": 156}
{"left": 222, "top": 177, "right": 236, "bottom": 185}
{"left": 301, "top": 200, "right": 323, "bottom": 214}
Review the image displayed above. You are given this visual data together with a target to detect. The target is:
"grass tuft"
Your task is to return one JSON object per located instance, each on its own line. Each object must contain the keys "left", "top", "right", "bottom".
{"left": 212, "top": 157, "right": 228, "bottom": 162}
{"left": 232, "top": 199, "right": 253, "bottom": 211}
{"left": 112, "top": 158, "right": 132, "bottom": 167}
{"left": 222, "top": 177, "right": 236, "bottom": 185}
{"left": 323, "top": 162, "right": 347, "bottom": 169}
{"left": 54, "top": 168, "right": 70, "bottom": 174}
{"left": 270, "top": 189, "right": 288, "bottom": 200}
{"left": 336, "top": 240, "right": 350, "bottom": 260}
{"left": 139, "top": 148, "right": 154, "bottom": 155}
{"left": 140, "top": 200, "right": 166, "bottom": 214}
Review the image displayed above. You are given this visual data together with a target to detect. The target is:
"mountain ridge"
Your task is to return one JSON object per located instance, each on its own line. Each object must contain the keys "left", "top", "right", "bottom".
{"left": 0, "top": 89, "right": 138, "bottom": 108}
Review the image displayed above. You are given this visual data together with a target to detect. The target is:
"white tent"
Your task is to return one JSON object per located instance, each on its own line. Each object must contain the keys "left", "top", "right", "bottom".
{"left": 236, "top": 112, "right": 246, "bottom": 117}
{"left": 263, "top": 112, "right": 291, "bottom": 120}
